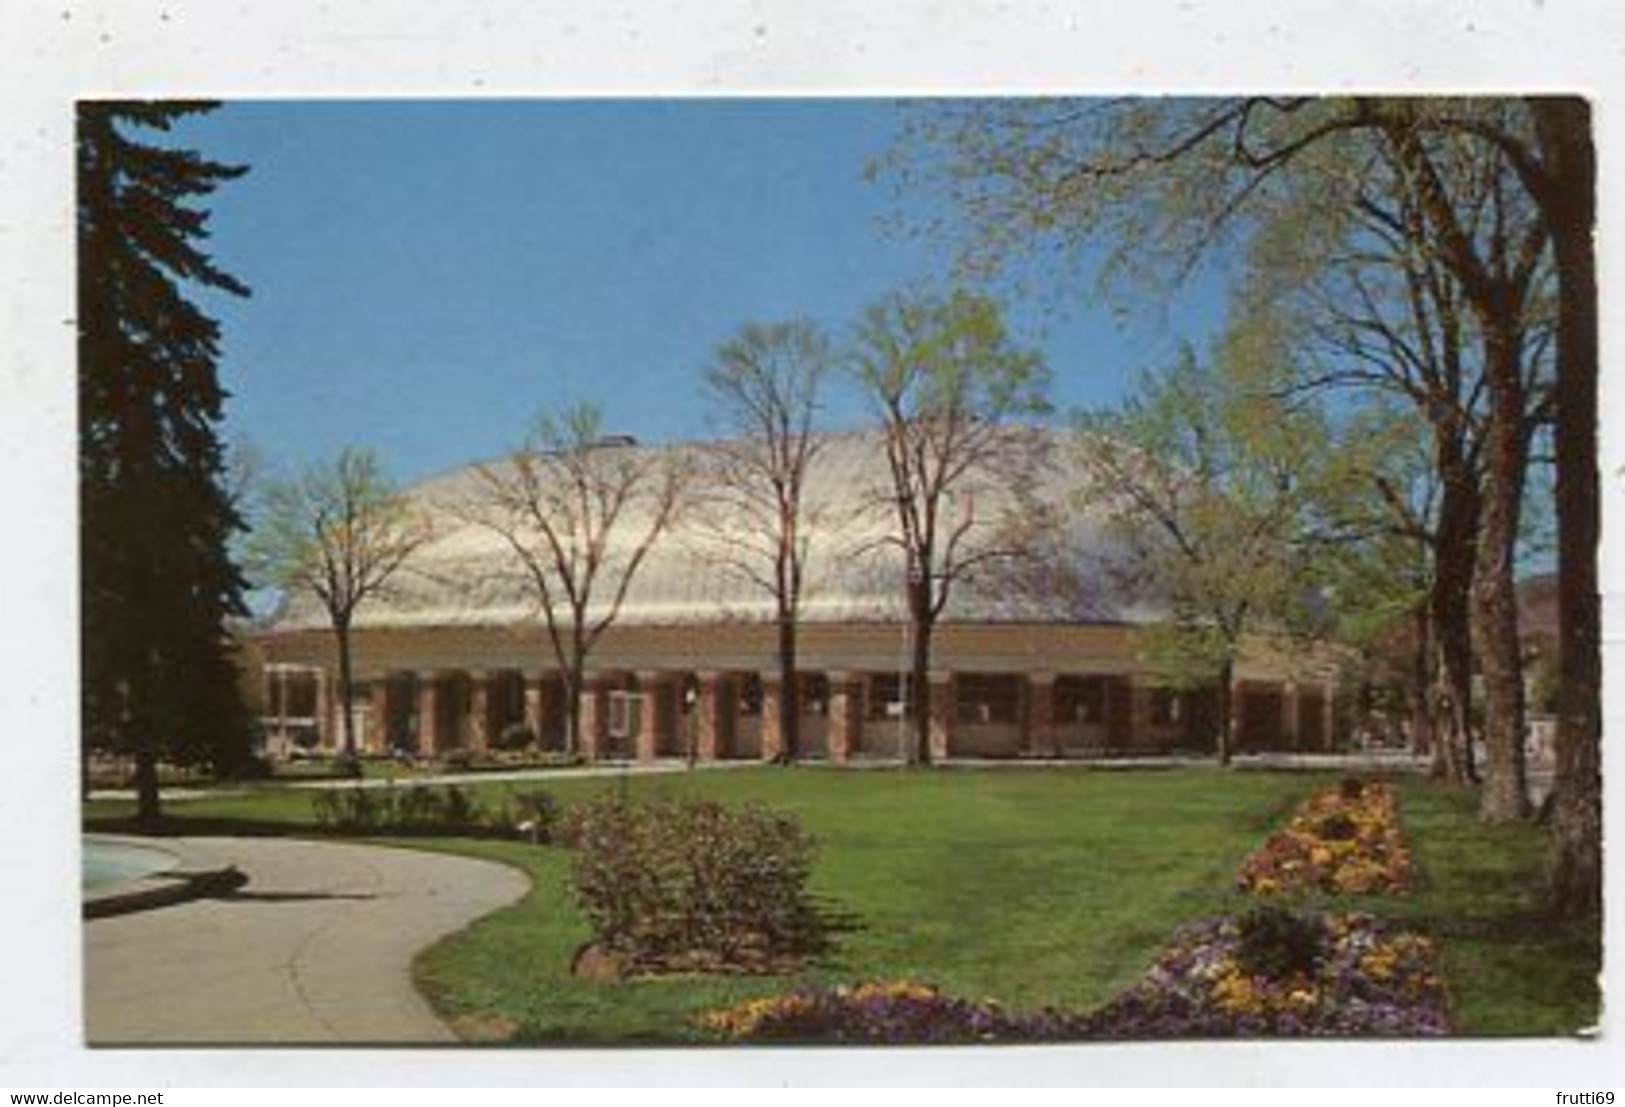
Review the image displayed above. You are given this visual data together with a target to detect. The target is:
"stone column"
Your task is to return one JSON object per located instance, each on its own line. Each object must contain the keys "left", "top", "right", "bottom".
{"left": 636, "top": 671, "right": 678, "bottom": 762}
{"left": 312, "top": 668, "right": 330, "bottom": 750}
{"left": 927, "top": 671, "right": 956, "bottom": 762}
{"left": 827, "top": 671, "right": 864, "bottom": 764}
{"left": 370, "top": 677, "right": 390, "bottom": 754}
{"left": 1283, "top": 680, "right": 1301, "bottom": 751}
{"left": 1024, "top": 671, "right": 1057, "bottom": 757}
{"left": 1129, "top": 677, "right": 1154, "bottom": 749}
{"left": 415, "top": 672, "right": 440, "bottom": 756}
{"left": 578, "top": 678, "right": 609, "bottom": 761}
{"left": 527, "top": 674, "right": 568, "bottom": 750}
{"left": 523, "top": 674, "right": 544, "bottom": 736}
{"left": 759, "top": 674, "right": 785, "bottom": 762}
{"left": 468, "top": 671, "right": 493, "bottom": 753}
{"left": 1228, "top": 678, "right": 1246, "bottom": 754}
{"left": 695, "top": 671, "right": 734, "bottom": 761}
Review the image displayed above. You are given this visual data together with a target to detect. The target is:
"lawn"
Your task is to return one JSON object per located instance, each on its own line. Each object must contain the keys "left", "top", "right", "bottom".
{"left": 83, "top": 766, "right": 1600, "bottom": 1042}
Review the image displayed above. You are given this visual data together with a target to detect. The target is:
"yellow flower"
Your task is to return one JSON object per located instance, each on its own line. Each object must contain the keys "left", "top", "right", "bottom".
{"left": 1286, "top": 987, "right": 1319, "bottom": 1010}
{"left": 1359, "top": 950, "right": 1397, "bottom": 982}
{"left": 1213, "top": 973, "right": 1263, "bottom": 1015}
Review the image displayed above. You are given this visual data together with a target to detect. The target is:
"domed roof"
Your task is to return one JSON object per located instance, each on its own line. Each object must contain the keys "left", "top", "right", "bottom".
{"left": 266, "top": 427, "right": 1164, "bottom": 633}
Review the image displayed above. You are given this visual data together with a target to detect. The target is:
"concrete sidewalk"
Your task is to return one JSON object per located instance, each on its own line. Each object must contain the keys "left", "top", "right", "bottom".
{"left": 87, "top": 751, "right": 1440, "bottom": 806}
{"left": 84, "top": 836, "right": 530, "bottom": 1045}
{"left": 85, "top": 757, "right": 742, "bottom": 804}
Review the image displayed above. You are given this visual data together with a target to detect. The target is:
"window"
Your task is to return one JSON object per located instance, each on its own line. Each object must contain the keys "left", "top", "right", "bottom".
{"left": 608, "top": 690, "right": 641, "bottom": 738}
{"left": 868, "top": 674, "right": 905, "bottom": 720}
{"left": 739, "top": 673, "right": 764, "bottom": 717}
{"left": 1150, "top": 689, "right": 1180, "bottom": 726}
{"left": 1056, "top": 676, "right": 1107, "bottom": 724}
{"left": 955, "top": 673, "right": 1020, "bottom": 724}
{"left": 800, "top": 672, "right": 831, "bottom": 716}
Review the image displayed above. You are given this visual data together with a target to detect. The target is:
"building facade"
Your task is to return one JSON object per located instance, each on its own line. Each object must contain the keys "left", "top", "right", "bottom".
{"left": 253, "top": 431, "right": 1342, "bottom": 762}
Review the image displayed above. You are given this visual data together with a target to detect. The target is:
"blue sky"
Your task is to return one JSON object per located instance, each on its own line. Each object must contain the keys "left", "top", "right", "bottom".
{"left": 181, "top": 100, "right": 1230, "bottom": 487}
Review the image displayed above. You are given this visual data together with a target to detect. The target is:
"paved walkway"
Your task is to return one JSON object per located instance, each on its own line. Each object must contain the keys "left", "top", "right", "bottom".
{"left": 84, "top": 837, "right": 530, "bottom": 1045}
{"left": 88, "top": 752, "right": 1440, "bottom": 805}
{"left": 86, "top": 757, "right": 735, "bottom": 804}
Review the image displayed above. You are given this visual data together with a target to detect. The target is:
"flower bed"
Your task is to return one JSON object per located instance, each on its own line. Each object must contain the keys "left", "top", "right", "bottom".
{"left": 1079, "top": 910, "right": 1451, "bottom": 1037}
{"left": 696, "top": 912, "right": 1450, "bottom": 1042}
{"left": 1237, "top": 778, "right": 1415, "bottom": 896}
{"left": 696, "top": 981, "right": 1069, "bottom": 1044}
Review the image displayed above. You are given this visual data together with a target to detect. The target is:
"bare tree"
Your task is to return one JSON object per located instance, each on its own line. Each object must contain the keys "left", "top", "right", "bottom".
{"left": 851, "top": 289, "right": 1050, "bottom": 765}
{"left": 249, "top": 448, "right": 431, "bottom": 762}
{"left": 694, "top": 321, "right": 834, "bottom": 762}
{"left": 467, "top": 404, "right": 685, "bottom": 756}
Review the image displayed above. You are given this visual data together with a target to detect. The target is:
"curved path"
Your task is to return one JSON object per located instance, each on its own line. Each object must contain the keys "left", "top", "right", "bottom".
{"left": 84, "top": 837, "right": 530, "bottom": 1045}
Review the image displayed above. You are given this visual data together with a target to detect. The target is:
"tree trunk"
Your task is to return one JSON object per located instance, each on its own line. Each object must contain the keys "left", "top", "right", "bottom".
{"left": 1431, "top": 468, "right": 1480, "bottom": 785}
{"left": 1532, "top": 97, "right": 1601, "bottom": 917}
{"left": 908, "top": 582, "right": 934, "bottom": 766}
{"left": 335, "top": 616, "right": 357, "bottom": 761}
{"left": 562, "top": 658, "right": 583, "bottom": 758}
{"left": 777, "top": 611, "right": 800, "bottom": 762}
{"left": 1472, "top": 538, "right": 1530, "bottom": 820}
{"left": 134, "top": 744, "right": 160, "bottom": 828}
{"left": 1408, "top": 602, "right": 1437, "bottom": 759}
{"left": 1215, "top": 658, "right": 1234, "bottom": 766}
{"left": 1473, "top": 327, "right": 1531, "bottom": 821}
{"left": 127, "top": 668, "right": 162, "bottom": 827}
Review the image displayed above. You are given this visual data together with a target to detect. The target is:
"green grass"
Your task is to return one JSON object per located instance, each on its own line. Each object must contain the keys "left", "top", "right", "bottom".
{"left": 83, "top": 766, "right": 1600, "bottom": 1042}
{"left": 1379, "top": 779, "right": 1601, "bottom": 1035}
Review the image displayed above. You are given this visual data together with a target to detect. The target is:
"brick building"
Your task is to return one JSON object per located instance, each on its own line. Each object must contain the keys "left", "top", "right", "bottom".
{"left": 252, "top": 431, "right": 1341, "bottom": 762}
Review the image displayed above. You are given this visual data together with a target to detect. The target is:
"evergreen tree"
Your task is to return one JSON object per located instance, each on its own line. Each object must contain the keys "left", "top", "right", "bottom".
{"left": 78, "top": 101, "right": 252, "bottom": 823}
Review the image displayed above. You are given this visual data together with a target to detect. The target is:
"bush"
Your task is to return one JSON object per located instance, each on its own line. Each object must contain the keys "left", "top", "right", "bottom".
{"left": 561, "top": 796, "right": 827, "bottom": 974}
{"left": 500, "top": 788, "right": 561, "bottom": 843}
{"left": 1315, "top": 812, "right": 1359, "bottom": 841}
{"left": 1339, "top": 776, "right": 1366, "bottom": 800}
{"left": 311, "top": 783, "right": 493, "bottom": 837}
{"left": 1234, "top": 906, "right": 1324, "bottom": 981}
{"left": 495, "top": 722, "right": 537, "bottom": 753}
{"left": 440, "top": 749, "right": 474, "bottom": 772}
{"left": 311, "top": 786, "right": 383, "bottom": 833}
{"left": 225, "top": 754, "right": 274, "bottom": 781}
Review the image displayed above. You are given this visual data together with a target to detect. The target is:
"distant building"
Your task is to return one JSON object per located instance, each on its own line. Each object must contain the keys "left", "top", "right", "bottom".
{"left": 251, "top": 431, "right": 1343, "bottom": 762}
{"left": 1517, "top": 572, "right": 1561, "bottom": 767}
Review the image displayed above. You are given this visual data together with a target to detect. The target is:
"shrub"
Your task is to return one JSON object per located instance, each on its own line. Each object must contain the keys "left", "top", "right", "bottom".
{"left": 311, "top": 785, "right": 386, "bottom": 832}
{"left": 1339, "top": 776, "right": 1366, "bottom": 800}
{"left": 311, "top": 783, "right": 492, "bottom": 837}
{"left": 561, "top": 796, "right": 827, "bottom": 974}
{"left": 501, "top": 788, "right": 561, "bottom": 843}
{"left": 495, "top": 723, "right": 536, "bottom": 753}
{"left": 440, "top": 749, "right": 474, "bottom": 772}
{"left": 226, "top": 754, "right": 274, "bottom": 781}
{"left": 1235, "top": 906, "right": 1323, "bottom": 981}
{"left": 1315, "top": 812, "right": 1359, "bottom": 841}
